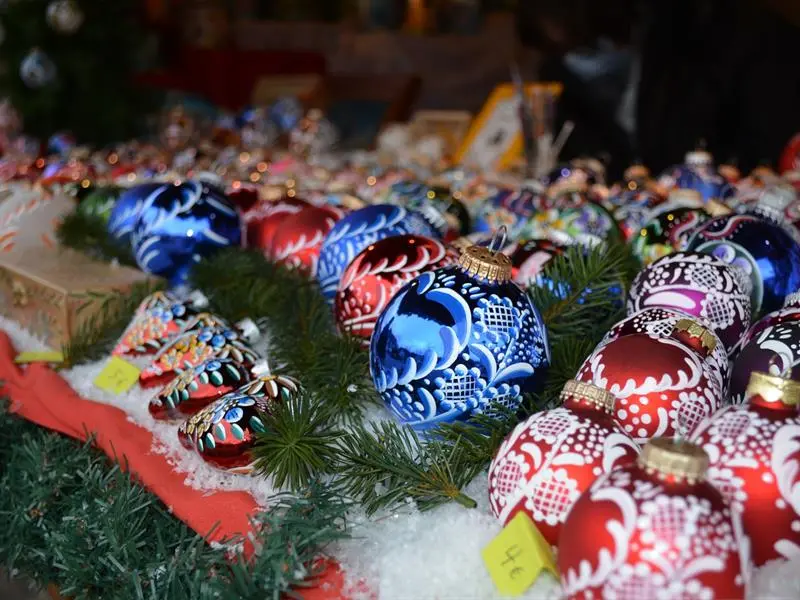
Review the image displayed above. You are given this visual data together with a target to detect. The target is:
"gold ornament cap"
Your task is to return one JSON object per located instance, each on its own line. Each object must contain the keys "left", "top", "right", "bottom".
{"left": 638, "top": 437, "right": 709, "bottom": 482}
{"left": 705, "top": 198, "right": 733, "bottom": 217}
{"left": 625, "top": 164, "right": 650, "bottom": 181}
{"left": 673, "top": 319, "right": 718, "bottom": 354}
{"left": 668, "top": 188, "right": 703, "bottom": 206}
{"left": 560, "top": 380, "right": 616, "bottom": 413}
{"left": 458, "top": 245, "right": 512, "bottom": 283}
{"left": 745, "top": 371, "right": 800, "bottom": 407}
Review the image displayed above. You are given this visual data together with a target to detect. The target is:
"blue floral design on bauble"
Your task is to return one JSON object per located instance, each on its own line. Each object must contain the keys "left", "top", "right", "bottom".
{"left": 316, "top": 204, "right": 439, "bottom": 302}
{"left": 369, "top": 258, "right": 550, "bottom": 431}
{"left": 108, "top": 183, "right": 166, "bottom": 245}
{"left": 130, "top": 181, "right": 242, "bottom": 286}
{"left": 687, "top": 213, "right": 800, "bottom": 318}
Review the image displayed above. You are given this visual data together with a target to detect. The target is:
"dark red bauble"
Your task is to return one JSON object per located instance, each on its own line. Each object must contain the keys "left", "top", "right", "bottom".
{"left": 488, "top": 380, "right": 639, "bottom": 547}
{"left": 269, "top": 204, "right": 343, "bottom": 276}
{"left": 334, "top": 234, "right": 458, "bottom": 345}
{"left": 738, "top": 291, "right": 800, "bottom": 351}
{"left": 226, "top": 184, "right": 260, "bottom": 212}
{"left": 780, "top": 132, "right": 800, "bottom": 174}
{"left": 604, "top": 308, "right": 730, "bottom": 384}
{"left": 558, "top": 438, "right": 746, "bottom": 600}
{"left": 576, "top": 323, "right": 724, "bottom": 443}
{"left": 691, "top": 372, "right": 800, "bottom": 567}
{"left": 503, "top": 238, "right": 567, "bottom": 286}
{"left": 244, "top": 196, "right": 309, "bottom": 253}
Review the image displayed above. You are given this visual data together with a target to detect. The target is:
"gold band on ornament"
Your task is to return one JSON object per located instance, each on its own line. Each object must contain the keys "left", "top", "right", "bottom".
{"left": 559, "top": 379, "right": 616, "bottom": 413}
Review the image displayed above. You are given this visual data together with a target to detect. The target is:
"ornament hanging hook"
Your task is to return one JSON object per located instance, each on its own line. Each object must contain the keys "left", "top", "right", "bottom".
{"left": 489, "top": 226, "right": 507, "bottom": 254}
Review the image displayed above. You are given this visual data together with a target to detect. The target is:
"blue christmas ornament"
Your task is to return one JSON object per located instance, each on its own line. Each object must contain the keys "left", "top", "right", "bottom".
{"left": 270, "top": 96, "right": 303, "bottom": 132}
{"left": 316, "top": 204, "right": 439, "bottom": 302}
{"left": 474, "top": 188, "right": 543, "bottom": 239}
{"left": 131, "top": 181, "right": 242, "bottom": 286}
{"left": 673, "top": 169, "right": 735, "bottom": 203}
{"left": 108, "top": 183, "right": 165, "bottom": 246}
{"left": 369, "top": 240, "right": 550, "bottom": 431}
{"left": 687, "top": 213, "right": 800, "bottom": 318}
{"left": 47, "top": 132, "right": 75, "bottom": 157}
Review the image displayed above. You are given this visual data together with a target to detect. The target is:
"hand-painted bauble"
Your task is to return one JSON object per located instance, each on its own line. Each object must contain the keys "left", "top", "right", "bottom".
{"left": 502, "top": 238, "right": 567, "bottom": 287}
{"left": 729, "top": 321, "right": 800, "bottom": 404}
{"left": 404, "top": 185, "right": 471, "bottom": 240}
{"left": 268, "top": 204, "right": 343, "bottom": 276}
{"left": 20, "top": 48, "right": 57, "bottom": 88}
{"left": 674, "top": 168, "right": 736, "bottom": 204}
{"left": 76, "top": 185, "right": 121, "bottom": 224}
{"left": 576, "top": 321, "right": 725, "bottom": 442}
{"left": 691, "top": 371, "right": 800, "bottom": 567}
{"left": 46, "top": 0, "right": 84, "bottom": 34}
{"left": 335, "top": 234, "right": 458, "bottom": 345}
{"left": 131, "top": 181, "right": 242, "bottom": 285}
{"left": 139, "top": 315, "right": 260, "bottom": 389}
{"left": 369, "top": 244, "right": 550, "bottom": 431}
{"left": 719, "top": 161, "right": 741, "bottom": 184}
{"left": 632, "top": 204, "right": 711, "bottom": 265}
{"left": 178, "top": 374, "right": 299, "bottom": 472}
{"left": 473, "top": 187, "right": 544, "bottom": 240}
{"left": 610, "top": 189, "right": 663, "bottom": 241}
{"left": 687, "top": 214, "right": 800, "bottom": 318}
{"left": 225, "top": 185, "right": 260, "bottom": 212}
{"left": 558, "top": 437, "right": 747, "bottom": 600}
{"left": 107, "top": 183, "right": 164, "bottom": 245}
{"left": 557, "top": 200, "right": 622, "bottom": 247}
{"left": 47, "top": 131, "right": 75, "bottom": 157}
{"left": 316, "top": 204, "right": 439, "bottom": 303}
{"left": 658, "top": 148, "right": 716, "bottom": 189}
{"left": 112, "top": 290, "right": 208, "bottom": 357}
{"left": 488, "top": 380, "right": 639, "bottom": 546}
{"left": 739, "top": 290, "right": 800, "bottom": 351}
{"left": 604, "top": 308, "right": 730, "bottom": 385}
{"left": 270, "top": 96, "right": 303, "bottom": 133}
{"left": 628, "top": 251, "right": 752, "bottom": 356}
{"left": 734, "top": 185, "right": 800, "bottom": 239}
{"left": 150, "top": 357, "right": 270, "bottom": 421}
{"left": 245, "top": 196, "right": 310, "bottom": 252}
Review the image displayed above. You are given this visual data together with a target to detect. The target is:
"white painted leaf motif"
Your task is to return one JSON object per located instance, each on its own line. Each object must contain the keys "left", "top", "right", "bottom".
{"left": 771, "top": 424, "right": 800, "bottom": 515}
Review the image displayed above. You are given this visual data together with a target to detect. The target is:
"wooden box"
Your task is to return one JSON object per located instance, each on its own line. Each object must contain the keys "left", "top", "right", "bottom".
{"left": 0, "top": 248, "right": 158, "bottom": 350}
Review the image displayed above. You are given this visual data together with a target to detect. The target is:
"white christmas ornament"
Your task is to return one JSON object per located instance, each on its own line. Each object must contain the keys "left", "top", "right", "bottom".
{"left": 19, "top": 48, "right": 57, "bottom": 88}
{"left": 46, "top": 0, "right": 84, "bottom": 34}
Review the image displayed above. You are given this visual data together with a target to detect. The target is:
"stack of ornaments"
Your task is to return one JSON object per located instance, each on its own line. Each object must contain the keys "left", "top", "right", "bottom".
{"left": 109, "top": 289, "right": 301, "bottom": 472}
{"left": 481, "top": 148, "right": 800, "bottom": 598}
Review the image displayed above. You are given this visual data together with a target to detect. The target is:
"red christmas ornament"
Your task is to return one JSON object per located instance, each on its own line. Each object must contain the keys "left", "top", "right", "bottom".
{"left": 558, "top": 437, "right": 747, "bottom": 600}
{"left": 226, "top": 184, "right": 260, "bottom": 212}
{"left": 488, "top": 380, "right": 639, "bottom": 546}
{"left": 112, "top": 290, "right": 208, "bottom": 357}
{"left": 139, "top": 314, "right": 260, "bottom": 389}
{"left": 780, "top": 132, "right": 800, "bottom": 174}
{"left": 178, "top": 374, "right": 299, "bottom": 472}
{"left": 691, "top": 372, "right": 800, "bottom": 567}
{"left": 334, "top": 234, "right": 458, "bottom": 345}
{"left": 502, "top": 238, "right": 567, "bottom": 286}
{"left": 149, "top": 357, "right": 270, "bottom": 421}
{"left": 244, "top": 196, "right": 309, "bottom": 253}
{"left": 576, "top": 319, "right": 724, "bottom": 443}
{"left": 269, "top": 204, "right": 343, "bottom": 276}
{"left": 604, "top": 307, "right": 730, "bottom": 385}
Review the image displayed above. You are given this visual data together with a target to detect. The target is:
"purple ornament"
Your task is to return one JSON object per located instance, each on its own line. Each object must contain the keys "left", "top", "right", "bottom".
{"left": 736, "top": 291, "right": 800, "bottom": 354}
{"left": 628, "top": 251, "right": 752, "bottom": 356}
{"left": 730, "top": 320, "right": 800, "bottom": 404}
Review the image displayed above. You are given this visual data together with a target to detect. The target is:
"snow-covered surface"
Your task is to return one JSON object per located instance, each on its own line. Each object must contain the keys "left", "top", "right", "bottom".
{"left": 3, "top": 316, "right": 799, "bottom": 600}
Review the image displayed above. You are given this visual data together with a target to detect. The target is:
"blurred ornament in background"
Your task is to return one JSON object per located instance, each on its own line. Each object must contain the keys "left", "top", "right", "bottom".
{"left": 237, "top": 106, "right": 278, "bottom": 149}
{"left": 46, "top": 0, "right": 84, "bottom": 34}
{"left": 632, "top": 202, "right": 710, "bottom": 265}
{"left": 47, "top": 131, "right": 76, "bottom": 157}
{"left": 687, "top": 213, "right": 800, "bottom": 318}
{"left": 628, "top": 251, "right": 752, "bottom": 356}
{"left": 161, "top": 106, "right": 194, "bottom": 151}
{"left": 718, "top": 160, "right": 741, "bottom": 184}
{"left": 270, "top": 96, "right": 303, "bottom": 133}
{"left": 611, "top": 189, "right": 663, "bottom": 241}
{"left": 370, "top": 239, "right": 550, "bottom": 431}
{"left": 269, "top": 203, "right": 344, "bottom": 276}
{"left": 289, "top": 109, "right": 337, "bottom": 156}
{"left": 20, "top": 48, "right": 57, "bottom": 88}
{"left": 131, "top": 181, "right": 242, "bottom": 285}
{"left": 503, "top": 238, "right": 567, "bottom": 287}
{"left": 108, "top": 182, "right": 165, "bottom": 245}
{"left": 76, "top": 185, "right": 121, "bottom": 224}
{"left": 780, "top": 132, "right": 800, "bottom": 174}
{"left": 489, "top": 380, "right": 639, "bottom": 545}
{"left": 335, "top": 234, "right": 458, "bottom": 345}
{"left": 317, "top": 203, "right": 439, "bottom": 302}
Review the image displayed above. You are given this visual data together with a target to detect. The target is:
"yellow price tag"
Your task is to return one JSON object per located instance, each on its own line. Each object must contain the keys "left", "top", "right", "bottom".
{"left": 14, "top": 351, "right": 64, "bottom": 364}
{"left": 482, "top": 512, "right": 558, "bottom": 597}
{"left": 94, "top": 356, "right": 141, "bottom": 395}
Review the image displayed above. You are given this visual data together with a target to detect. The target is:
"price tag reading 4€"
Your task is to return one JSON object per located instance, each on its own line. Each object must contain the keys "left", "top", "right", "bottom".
{"left": 94, "top": 356, "right": 141, "bottom": 394}
{"left": 482, "top": 512, "right": 558, "bottom": 596}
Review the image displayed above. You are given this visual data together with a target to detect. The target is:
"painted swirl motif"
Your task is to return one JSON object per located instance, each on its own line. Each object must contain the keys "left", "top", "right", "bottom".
{"left": 369, "top": 265, "right": 549, "bottom": 431}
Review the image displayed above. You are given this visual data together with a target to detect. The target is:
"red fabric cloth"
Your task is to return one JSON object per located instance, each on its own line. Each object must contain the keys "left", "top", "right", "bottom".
{"left": 0, "top": 331, "right": 345, "bottom": 599}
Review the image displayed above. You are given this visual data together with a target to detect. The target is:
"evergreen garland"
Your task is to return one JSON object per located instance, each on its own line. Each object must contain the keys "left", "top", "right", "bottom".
{"left": 0, "top": 208, "right": 639, "bottom": 595}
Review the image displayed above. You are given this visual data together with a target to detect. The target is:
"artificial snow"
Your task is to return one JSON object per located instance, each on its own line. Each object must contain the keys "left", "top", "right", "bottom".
{"left": 4, "top": 315, "right": 800, "bottom": 599}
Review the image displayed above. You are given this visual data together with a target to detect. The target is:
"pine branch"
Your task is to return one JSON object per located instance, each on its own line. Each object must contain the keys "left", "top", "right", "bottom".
{"left": 333, "top": 421, "right": 481, "bottom": 515}
{"left": 251, "top": 395, "right": 343, "bottom": 490}
{"left": 62, "top": 279, "right": 165, "bottom": 367}
{"left": 56, "top": 210, "right": 137, "bottom": 268}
